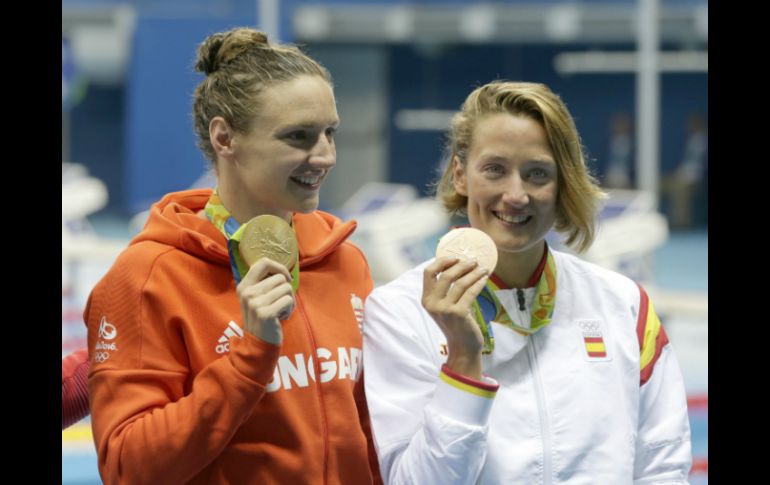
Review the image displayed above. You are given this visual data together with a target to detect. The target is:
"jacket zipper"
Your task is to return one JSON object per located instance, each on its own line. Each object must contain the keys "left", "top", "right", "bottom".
{"left": 527, "top": 340, "right": 552, "bottom": 485}
{"left": 516, "top": 289, "right": 552, "bottom": 485}
{"left": 516, "top": 288, "right": 526, "bottom": 311}
{"left": 296, "top": 293, "right": 329, "bottom": 485}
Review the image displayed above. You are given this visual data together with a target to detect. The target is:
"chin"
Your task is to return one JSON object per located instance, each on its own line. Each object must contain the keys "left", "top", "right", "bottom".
{"left": 492, "top": 235, "right": 540, "bottom": 255}
{"left": 295, "top": 200, "right": 320, "bottom": 214}
{"left": 495, "top": 244, "right": 531, "bottom": 255}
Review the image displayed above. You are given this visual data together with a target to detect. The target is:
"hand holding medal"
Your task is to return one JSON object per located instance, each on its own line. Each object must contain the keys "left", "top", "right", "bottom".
{"left": 236, "top": 215, "right": 299, "bottom": 344}
{"left": 423, "top": 227, "right": 498, "bottom": 378}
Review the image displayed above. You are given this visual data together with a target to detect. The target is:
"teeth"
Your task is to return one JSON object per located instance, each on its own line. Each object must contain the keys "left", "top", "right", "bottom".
{"left": 293, "top": 175, "right": 321, "bottom": 185}
{"left": 495, "top": 212, "right": 528, "bottom": 224}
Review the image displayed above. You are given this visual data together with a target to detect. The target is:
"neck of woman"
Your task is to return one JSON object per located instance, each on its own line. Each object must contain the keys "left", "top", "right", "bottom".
{"left": 493, "top": 241, "right": 546, "bottom": 289}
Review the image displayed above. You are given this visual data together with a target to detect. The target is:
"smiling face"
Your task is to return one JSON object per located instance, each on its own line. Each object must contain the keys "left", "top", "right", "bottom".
{"left": 213, "top": 74, "right": 339, "bottom": 222}
{"left": 453, "top": 112, "right": 558, "bottom": 262}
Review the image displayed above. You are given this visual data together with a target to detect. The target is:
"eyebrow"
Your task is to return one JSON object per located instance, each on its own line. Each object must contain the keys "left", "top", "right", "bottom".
{"left": 276, "top": 120, "right": 340, "bottom": 132}
{"left": 478, "top": 154, "right": 555, "bottom": 164}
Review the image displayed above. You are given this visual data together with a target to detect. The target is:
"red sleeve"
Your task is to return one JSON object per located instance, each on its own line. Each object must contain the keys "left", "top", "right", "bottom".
{"left": 62, "top": 349, "right": 90, "bottom": 429}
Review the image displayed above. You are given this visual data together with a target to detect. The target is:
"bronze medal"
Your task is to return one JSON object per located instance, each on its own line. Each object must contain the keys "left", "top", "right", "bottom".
{"left": 436, "top": 227, "right": 498, "bottom": 273}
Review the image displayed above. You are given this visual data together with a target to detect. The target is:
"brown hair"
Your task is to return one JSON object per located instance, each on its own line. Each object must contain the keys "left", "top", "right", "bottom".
{"left": 192, "top": 27, "right": 332, "bottom": 163}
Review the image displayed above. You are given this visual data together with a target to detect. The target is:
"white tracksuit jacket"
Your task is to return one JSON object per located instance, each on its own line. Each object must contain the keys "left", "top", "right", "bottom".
{"left": 363, "top": 250, "right": 692, "bottom": 485}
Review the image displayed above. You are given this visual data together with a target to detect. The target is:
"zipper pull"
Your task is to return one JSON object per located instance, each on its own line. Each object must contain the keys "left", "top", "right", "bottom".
{"left": 516, "top": 288, "right": 525, "bottom": 311}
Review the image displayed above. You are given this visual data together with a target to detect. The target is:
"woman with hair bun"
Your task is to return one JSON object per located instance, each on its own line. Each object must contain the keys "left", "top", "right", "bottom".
{"left": 85, "top": 27, "right": 380, "bottom": 485}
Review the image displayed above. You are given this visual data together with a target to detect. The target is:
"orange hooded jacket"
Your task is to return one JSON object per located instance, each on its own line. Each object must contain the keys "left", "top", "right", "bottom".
{"left": 85, "top": 189, "right": 380, "bottom": 484}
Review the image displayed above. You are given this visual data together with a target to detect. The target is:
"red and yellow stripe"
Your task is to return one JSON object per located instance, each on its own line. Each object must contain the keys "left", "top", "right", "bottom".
{"left": 439, "top": 364, "right": 499, "bottom": 399}
{"left": 637, "top": 285, "right": 670, "bottom": 386}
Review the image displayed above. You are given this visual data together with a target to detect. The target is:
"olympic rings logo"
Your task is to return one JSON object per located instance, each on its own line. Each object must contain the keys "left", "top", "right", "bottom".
{"left": 578, "top": 321, "right": 602, "bottom": 333}
{"left": 94, "top": 352, "right": 110, "bottom": 363}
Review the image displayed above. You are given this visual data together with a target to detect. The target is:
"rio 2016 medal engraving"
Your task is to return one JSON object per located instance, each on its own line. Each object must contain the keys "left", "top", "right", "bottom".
{"left": 239, "top": 215, "right": 298, "bottom": 271}
{"left": 436, "top": 227, "right": 498, "bottom": 273}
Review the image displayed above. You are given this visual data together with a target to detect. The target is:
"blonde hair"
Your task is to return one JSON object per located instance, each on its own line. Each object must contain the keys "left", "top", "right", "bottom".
{"left": 435, "top": 81, "right": 606, "bottom": 252}
{"left": 192, "top": 27, "right": 331, "bottom": 163}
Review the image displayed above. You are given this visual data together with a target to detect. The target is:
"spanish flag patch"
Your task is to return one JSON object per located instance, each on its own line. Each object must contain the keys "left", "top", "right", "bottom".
{"left": 584, "top": 336, "right": 607, "bottom": 358}
{"left": 578, "top": 320, "right": 611, "bottom": 361}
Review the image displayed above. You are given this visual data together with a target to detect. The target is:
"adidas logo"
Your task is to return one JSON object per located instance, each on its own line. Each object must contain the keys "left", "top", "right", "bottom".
{"left": 215, "top": 321, "right": 245, "bottom": 354}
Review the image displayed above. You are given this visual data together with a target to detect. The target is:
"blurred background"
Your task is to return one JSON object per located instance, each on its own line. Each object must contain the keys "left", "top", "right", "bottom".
{"left": 62, "top": 0, "right": 707, "bottom": 483}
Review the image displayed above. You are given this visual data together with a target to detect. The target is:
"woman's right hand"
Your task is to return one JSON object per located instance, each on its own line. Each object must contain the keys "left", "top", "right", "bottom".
{"left": 236, "top": 257, "right": 295, "bottom": 345}
{"left": 422, "top": 257, "right": 489, "bottom": 379}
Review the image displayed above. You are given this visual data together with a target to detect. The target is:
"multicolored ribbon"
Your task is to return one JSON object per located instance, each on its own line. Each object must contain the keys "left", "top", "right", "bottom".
{"left": 204, "top": 190, "right": 299, "bottom": 291}
{"left": 471, "top": 250, "right": 557, "bottom": 354}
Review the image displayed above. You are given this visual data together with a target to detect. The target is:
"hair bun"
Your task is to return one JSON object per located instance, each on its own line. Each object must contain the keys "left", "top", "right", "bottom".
{"left": 195, "top": 28, "right": 269, "bottom": 75}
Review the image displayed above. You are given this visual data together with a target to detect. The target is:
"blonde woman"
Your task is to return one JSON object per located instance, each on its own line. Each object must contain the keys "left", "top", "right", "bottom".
{"left": 363, "top": 81, "right": 691, "bottom": 484}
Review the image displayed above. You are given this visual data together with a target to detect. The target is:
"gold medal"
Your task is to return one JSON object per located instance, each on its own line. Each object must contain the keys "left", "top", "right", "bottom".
{"left": 436, "top": 227, "right": 498, "bottom": 273}
{"left": 239, "top": 215, "right": 298, "bottom": 271}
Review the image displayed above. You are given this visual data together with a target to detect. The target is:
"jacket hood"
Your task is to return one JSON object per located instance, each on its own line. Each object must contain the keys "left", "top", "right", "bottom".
{"left": 131, "top": 189, "right": 357, "bottom": 268}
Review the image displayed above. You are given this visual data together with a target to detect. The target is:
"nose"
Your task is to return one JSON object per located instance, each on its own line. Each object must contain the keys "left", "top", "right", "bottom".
{"left": 309, "top": 133, "right": 336, "bottom": 169}
{"left": 501, "top": 173, "right": 529, "bottom": 207}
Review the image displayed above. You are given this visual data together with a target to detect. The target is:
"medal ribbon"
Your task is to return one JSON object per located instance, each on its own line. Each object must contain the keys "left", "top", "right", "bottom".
{"left": 204, "top": 190, "right": 299, "bottom": 290}
{"left": 471, "top": 249, "right": 557, "bottom": 354}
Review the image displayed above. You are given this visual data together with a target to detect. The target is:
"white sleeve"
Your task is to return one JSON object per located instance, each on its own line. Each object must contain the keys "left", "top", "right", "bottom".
{"left": 363, "top": 282, "right": 498, "bottom": 485}
{"left": 633, "top": 344, "right": 693, "bottom": 484}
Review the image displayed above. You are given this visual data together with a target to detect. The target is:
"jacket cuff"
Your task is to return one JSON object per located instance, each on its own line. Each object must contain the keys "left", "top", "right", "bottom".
{"left": 431, "top": 364, "right": 499, "bottom": 425}
{"left": 228, "top": 333, "right": 281, "bottom": 386}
